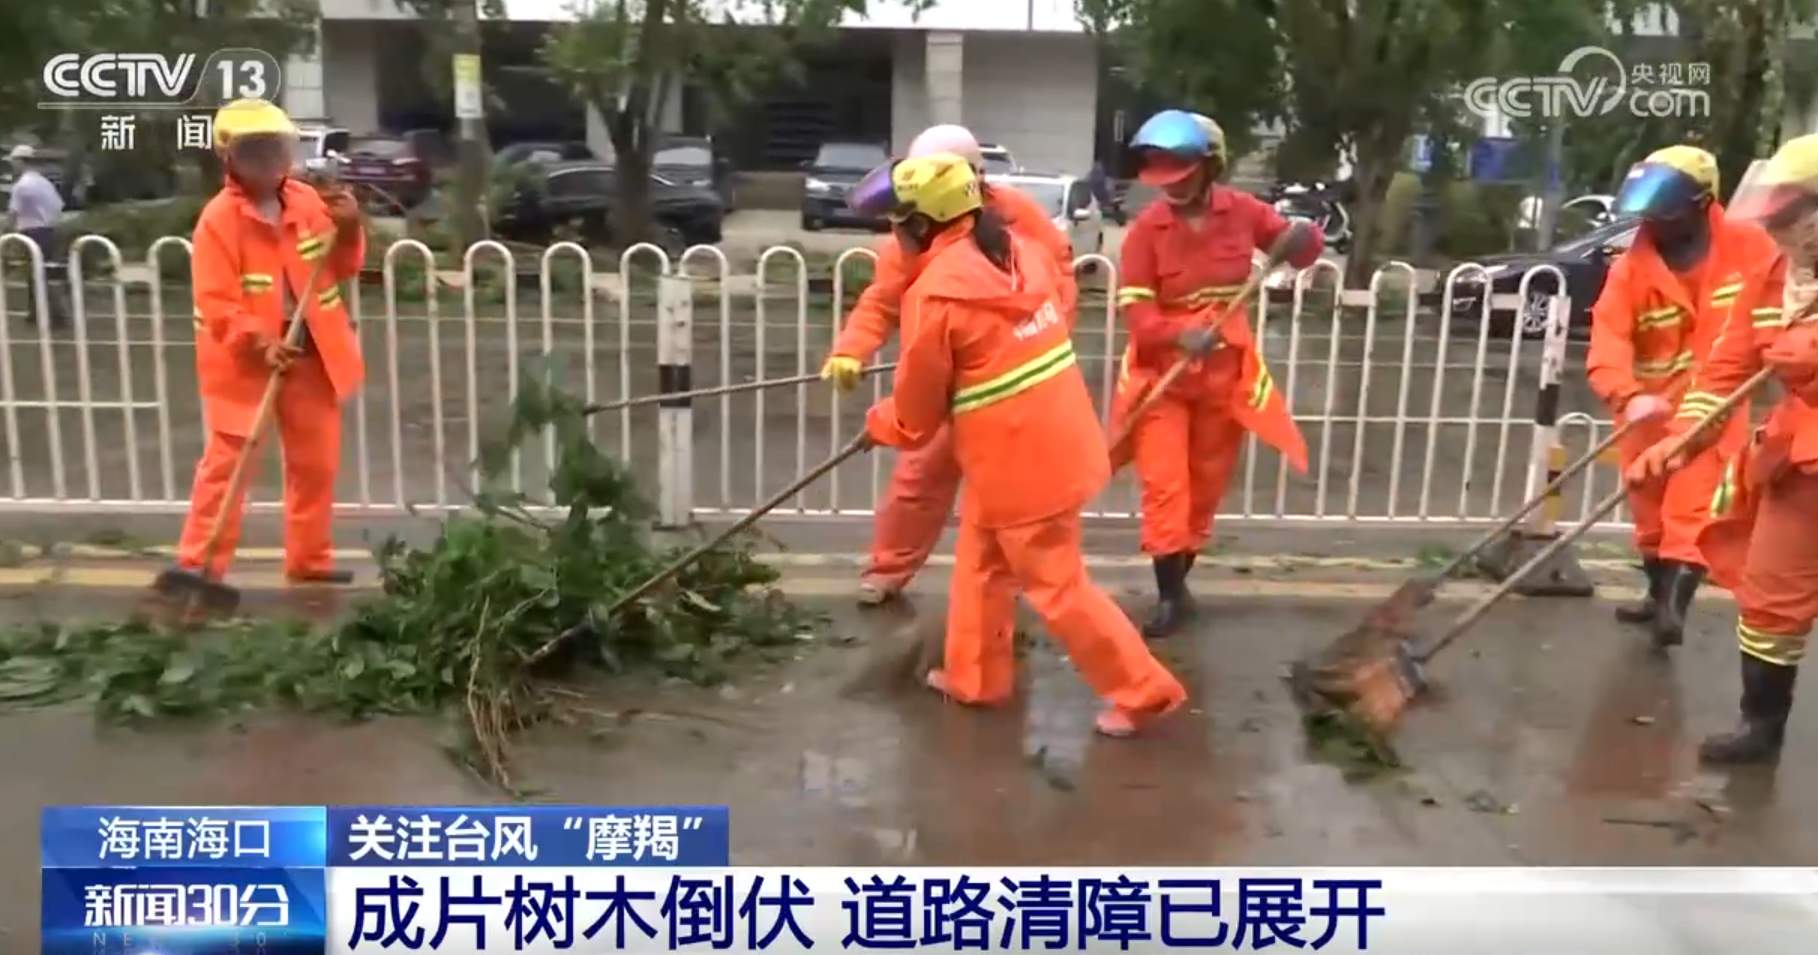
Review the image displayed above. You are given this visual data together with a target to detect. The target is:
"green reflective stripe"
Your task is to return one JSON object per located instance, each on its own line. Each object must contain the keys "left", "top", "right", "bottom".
{"left": 1711, "top": 460, "right": 1736, "bottom": 515}
{"left": 952, "top": 342, "right": 1076, "bottom": 414}
{"left": 318, "top": 284, "right": 343, "bottom": 309}
{"left": 1179, "top": 283, "right": 1245, "bottom": 306}
{"left": 1636, "top": 305, "right": 1682, "bottom": 329}
{"left": 1710, "top": 280, "right": 1745, "bottom": 305}
{"left": 297, "top": 230, "right": 333, "bottom": 261}
{"left": 240, "top": 272, "right": 274, "bottom": 292}
{"left": 1116, "top": 287, "right": 1155, "bottom": 306}
{"left": 1739, "top": 622, "right": 1807, "bottom": 666}
{"left": 1753, "top": 307, "right": 1787, "bottom": 328}
{"left": 1677, "top": 392, "right": 1724, "bottom": 418}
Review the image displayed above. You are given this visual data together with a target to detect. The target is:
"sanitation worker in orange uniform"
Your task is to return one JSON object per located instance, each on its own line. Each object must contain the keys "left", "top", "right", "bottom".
{"left": 1630, "top": 133, "right": 1818, "bottom": 763}
{"left": 820, "top": 124, "right": 1075, "bottom": 607}
{"left": 170, "top": 98, "right": 366, "bottom": 583}
{"left": 1587, "top": 146, "right": 1778, "bottom": 649}
{"left": 1113, "top": 109, "right": 1321, "bottom": 638}
{"left": 851, "top": 153, "right": 1186, "bottom": 737}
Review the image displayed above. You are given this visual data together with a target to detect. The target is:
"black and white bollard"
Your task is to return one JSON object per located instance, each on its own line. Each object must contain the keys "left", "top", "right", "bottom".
{"left": 655, "top": 274, "right": 695, "bottom": 529}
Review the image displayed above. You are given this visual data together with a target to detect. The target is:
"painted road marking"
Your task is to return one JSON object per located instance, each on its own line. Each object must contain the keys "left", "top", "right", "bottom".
{"left": 0, "top": 564, "right": 1724, "bottom": 607}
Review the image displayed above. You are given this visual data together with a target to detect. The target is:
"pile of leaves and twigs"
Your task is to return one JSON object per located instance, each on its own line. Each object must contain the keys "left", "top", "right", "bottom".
{"left": 0, "top": 377, "right": 819, "bottom": 790}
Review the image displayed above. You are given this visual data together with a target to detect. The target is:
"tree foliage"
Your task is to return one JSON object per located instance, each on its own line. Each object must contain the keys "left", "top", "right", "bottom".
{"left": 539, "top": 0, "right": 931, "bottom": 243}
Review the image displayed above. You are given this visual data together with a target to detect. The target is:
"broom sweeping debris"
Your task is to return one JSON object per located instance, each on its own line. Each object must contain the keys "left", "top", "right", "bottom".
{"left": 1292, "top": 366, "right": 1774, "bottom": 750}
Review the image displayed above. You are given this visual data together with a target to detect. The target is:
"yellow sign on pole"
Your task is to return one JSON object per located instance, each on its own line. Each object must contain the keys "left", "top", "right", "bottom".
{"left": 453, "top": 54, "right": 483, "bottom": 120}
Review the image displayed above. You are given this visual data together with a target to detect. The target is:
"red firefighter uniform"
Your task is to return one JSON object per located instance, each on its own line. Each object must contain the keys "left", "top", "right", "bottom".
{"left": 1680, "top": 258, "right": 1818, "bottom": 665}
{"left": 865, "top": 220, "right": 1185, "bottom": 724}
{"left": 1111, "top": 186, "right": 1322, "bottom": 556}
{"left": 177, "top": 177, "right": 366, "bottom": 578}
{"left": 833, "top": 183, "right": 1076, "bottom": 595}
{"left": 1586, "top": 200, "right": 1773, "bottom": 570}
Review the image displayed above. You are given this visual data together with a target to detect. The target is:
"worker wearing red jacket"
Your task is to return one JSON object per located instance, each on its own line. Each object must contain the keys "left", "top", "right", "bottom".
{"left": 171, "top": 98, "right": 366, "bottom": 583}
{"left": 1113, "top": 109, "right": 1321, "bottom": 638}
{"left": 1587, "top": 146, "right": 1777, "bottom": 649}
{"left": 1630, "top": 133, "right": 1818, "bottom": 763}
{"left": 852, "top": 152, "right": 1185, "bottom": 737}
{"left": 821, "top": 125, "right": 1076, "bottom": 607}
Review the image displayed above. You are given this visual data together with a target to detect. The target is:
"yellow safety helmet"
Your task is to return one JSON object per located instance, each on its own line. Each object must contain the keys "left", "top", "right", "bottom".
{"left": 848, "top": 152, "right": 981, "bottom": 224}
{"left": 1729, "top": 134, "right": 1818, "bottom": 229}
{"left": 212, "top": 98, "right": 297, "bottom": 149}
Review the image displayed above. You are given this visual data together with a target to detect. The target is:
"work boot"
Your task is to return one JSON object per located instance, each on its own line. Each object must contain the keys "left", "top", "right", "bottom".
{"left": 856, "top": 579, "right": 899, "bottom": 607}
{"left": 288, "top": 568, "right": 356, "bottom": 585}
{"left": 1141, "top": 553, "right": 1194, "bottom": 639}
{"left": 1650, "top": 561, "right": 1705, "bottom": 649}
{"left": 1615, "top": 556, "right": 1665, "bottom": 624}
{"left": 1700, "top": 653, "right": 1798, "bottom": 765}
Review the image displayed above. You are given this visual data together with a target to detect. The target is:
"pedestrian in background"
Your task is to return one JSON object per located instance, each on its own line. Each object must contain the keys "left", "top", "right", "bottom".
{"left": 6, "top": 144, "right": 67, "bottom": 327}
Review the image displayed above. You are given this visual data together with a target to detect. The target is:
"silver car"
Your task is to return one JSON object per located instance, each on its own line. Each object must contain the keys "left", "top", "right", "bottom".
{"left": 994, "top": 172, "right": 1104, "bottom": 257}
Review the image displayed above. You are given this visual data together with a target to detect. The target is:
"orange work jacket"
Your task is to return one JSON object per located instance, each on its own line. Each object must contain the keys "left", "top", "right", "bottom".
{"left": 1586, "top": 202, "right": 1776, "bottom": 462}
{"left": 1111, "top": 185, "right": 1323, "bottom": 472}
{"left": 865, "top": 221, "right": 1105, "bottom": 529}
{"left": 191, "top": 178, "right": 366, "bottom": 436}
{"left": 832, "top": 183, "right": 1076, "bottom": 362}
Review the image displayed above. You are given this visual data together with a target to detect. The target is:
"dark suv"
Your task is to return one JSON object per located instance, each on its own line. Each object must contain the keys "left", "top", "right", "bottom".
{"left": 800, "top": 140, "right": 890, "bottom": 231}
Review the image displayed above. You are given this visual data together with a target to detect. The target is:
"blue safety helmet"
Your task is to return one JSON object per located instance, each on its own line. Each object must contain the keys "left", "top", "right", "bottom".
{"left": 1129, "top": 109, "right": 1213, "bottom": 159}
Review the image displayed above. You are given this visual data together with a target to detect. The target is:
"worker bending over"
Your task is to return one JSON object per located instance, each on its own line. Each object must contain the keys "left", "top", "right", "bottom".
{"left": 852, "top": 153, "right": 1185, "bottom": 737}
{"left": 171, "top": 98, "right": 366, "bottom": 583}
{"left": 1114, "top": 109, "right": 1320, "bottom": 639}
{"left": 821, "top": 125, "right": 1075, "bottom": 606}
{"left": 1588, "top": 146, "right": 1778, "bottom": 649}
{"left": 1630, "top": 134, "right": 1818, "bottom": 763}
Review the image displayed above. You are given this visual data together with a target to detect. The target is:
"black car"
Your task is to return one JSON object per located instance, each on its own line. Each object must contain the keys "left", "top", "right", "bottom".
{"left": 653, "top": 136, "right": 734, "bottom": 211}
{"left": 800, "top": 140, "right": 890, "bottom": 231}
{"left": 496, "top": 161, "right": 723, "bottom": 248}
{"left": 1446, "top": 217, "right": 1640, "bottom": 339}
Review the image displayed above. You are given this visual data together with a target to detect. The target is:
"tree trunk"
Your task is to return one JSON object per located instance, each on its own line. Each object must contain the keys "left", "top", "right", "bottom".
{"left": 1343, "top": 151, "right": 1392, "bottom": 288}
{"left": 449, "top": 0, "right": 488, "bottom": 249}
{"left": 608, "top": 0, "right": 667, "bottom": 246}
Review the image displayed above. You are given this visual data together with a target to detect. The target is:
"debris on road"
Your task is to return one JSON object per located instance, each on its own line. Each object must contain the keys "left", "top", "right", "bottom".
{"left": 1632, "top": 715, "right": 1657, "bottom": 726}
{"left": 1463, "top": 789, "right": 1517, "bottom": 815}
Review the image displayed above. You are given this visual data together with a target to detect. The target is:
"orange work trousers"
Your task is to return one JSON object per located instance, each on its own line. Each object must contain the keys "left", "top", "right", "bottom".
{"left": 944, "top": 509, "right": 1187, "bottom": 715}
{"left": 1733, "top": 470, "right": 1818, "bottom": 667}
{"left": 1619, "top": 430, "right": 1727, "bottom": 564}
{"left": 863, "top": 421, "right": 961, "bottom": 591}
{"left": 1132, "top": 392, "right": 1245, "bottom": 556}
{"left": 177, "top": 353, "right": 342, "bottom": 578}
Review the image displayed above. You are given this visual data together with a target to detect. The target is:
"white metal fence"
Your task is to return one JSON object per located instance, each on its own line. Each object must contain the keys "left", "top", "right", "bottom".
{"left": 0, "top": 232, "right": 1628, "bottom": 529}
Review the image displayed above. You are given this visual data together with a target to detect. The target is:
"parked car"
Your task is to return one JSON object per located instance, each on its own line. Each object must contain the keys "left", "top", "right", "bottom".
{"left": 340, "top": 134, "right": 433, "bottom": 210}
{"left": 1446, "top": 216, "right": 1640, "bottom": 339}
{"left": 293, "top": 126, "right": 351, "bottom": 174}
{"left": 653, "top": 136, "right": 735, "bottom": 211}
{"left": 978, "top": 143, "right": 1018, "bottom": 176}
{"left": 996, "top": 172, "right": 1103, "bottom": 256}
{"left": 800, "top": 140, "right": 890, "bottom": 231}
{"left": 495, "top": 160, "right": 723, "bottom": 249}
{"left": 493, "top": 140, "right": 597, "bottom": 171}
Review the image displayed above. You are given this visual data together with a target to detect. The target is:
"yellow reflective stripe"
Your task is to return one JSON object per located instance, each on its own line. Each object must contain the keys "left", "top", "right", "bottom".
{"left": 1710, "top": 460, "right": 1736, "bottom": 516}
{"left": 1636, "top": 305, "right": 1682, "bottom": 330}
{"left": 1249, "top": 361, "right": 1276, "bottom": 410}
{"left": 1710, "top": 279, "right": 1745, "bottom": 306}
{"left": 317, "top": 284, "right": 343, "bottom": 309}
{"left": 297, "top": 230, "right": 333, "bottom": 261}
{"left": 1739, "top": 622, "right": 1808, "bottom": 666}
{"left": 1752, "top": 307, "right": 1787, "bottom": 328}
{"left": 1116, "top": 287, "right": 1155, "bottom": 306}
{"left": 952, "top": 341, "right": 1076, "bottom": 414}
{"left": 1677, "top": 390, "right": 1724, "bottom": 419}
{"left": 240, "top": 272, "right": 274, "bottom": 292}
{"left": 1635, "top": 350, "right": 1694, "bottom": 379}
{"left": 1175, "top": 284, "right": 1245, "bottom": 308}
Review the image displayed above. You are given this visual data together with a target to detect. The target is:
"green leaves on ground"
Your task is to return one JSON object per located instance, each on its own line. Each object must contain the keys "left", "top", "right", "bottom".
{"left": 0, "top": 375, "right": 818, "bottom": 789}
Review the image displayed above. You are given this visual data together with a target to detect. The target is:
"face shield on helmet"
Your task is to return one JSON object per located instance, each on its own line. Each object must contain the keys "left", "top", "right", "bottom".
{"left": 213, "top": 98, "right": 299, "bottom": 189}
{"left": 1129, "top": 110, "right": 1212, "bottom": 188}
{"left": 848, "top": 153, "right": 981, "bottom": 225}
{"left": 1613, "top": 162, "right": 1711, "bottom": 222}
{"left": 1729, "top": 136, "right": 1818, "bottom": 265}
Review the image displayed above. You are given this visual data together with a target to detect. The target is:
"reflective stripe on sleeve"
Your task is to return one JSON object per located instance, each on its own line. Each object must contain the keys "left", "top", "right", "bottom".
{"left": 1634, "top": 350, "right": 1694, "bottom": 379}
{"left": 1636, "top": 305, "right": 1682, "bottom": 330}
{"left": 240, "top": 273, "right": 274, "bottom": 293}
{"left": 1116, "top": 287, "right": 1155, "bottom": 307}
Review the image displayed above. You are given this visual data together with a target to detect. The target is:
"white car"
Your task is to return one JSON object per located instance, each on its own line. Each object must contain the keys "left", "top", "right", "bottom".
{"left": 292, "top": 125, "right": 351, "bottom": 176}
{"left": 996, "top": 172, "right": 1104, "bottom": 258}
{"left": 978, "top": 144, "right": 1019, "bottom": 176}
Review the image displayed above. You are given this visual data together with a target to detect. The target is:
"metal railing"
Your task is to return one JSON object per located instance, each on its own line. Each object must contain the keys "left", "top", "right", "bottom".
{"left": 0, "top": 232, "right": 1625, "bottom": 530}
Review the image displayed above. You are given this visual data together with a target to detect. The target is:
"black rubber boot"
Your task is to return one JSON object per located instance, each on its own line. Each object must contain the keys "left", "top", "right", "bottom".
{"left": 1615, "top": 556, "right": 1665, "bottom": 624}
{"left": 1700, "top": 653, "right": 1797, "bottom": 765}
{"left": 1142, "top": 553, "right": 1194, "bottom": 640}
{"left": 1650, "top": 561, "right": 1704, "bottom": 649}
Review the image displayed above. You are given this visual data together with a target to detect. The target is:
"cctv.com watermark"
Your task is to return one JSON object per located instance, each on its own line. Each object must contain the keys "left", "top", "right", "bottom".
{"left": 1465, "top": 45, "right": 1712, "bottom": 121}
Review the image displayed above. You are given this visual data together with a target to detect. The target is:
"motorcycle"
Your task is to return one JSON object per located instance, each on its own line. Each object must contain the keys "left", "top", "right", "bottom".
{"left": 1265, "top": 180, "right": 1351, "bottom": 253}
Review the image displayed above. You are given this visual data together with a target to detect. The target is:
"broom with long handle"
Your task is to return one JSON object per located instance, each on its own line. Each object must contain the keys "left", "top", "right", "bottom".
{"left": 1298, "top": 358, "right": 1784, "bottom": 738}
{"left": 577, "top": 363, "right": 896, "bottom": 416}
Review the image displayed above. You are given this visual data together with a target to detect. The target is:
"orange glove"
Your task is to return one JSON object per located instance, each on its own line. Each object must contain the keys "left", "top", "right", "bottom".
{"left": 317, "top": 183, "right": 362, "bottom": 235}
{"left": 1625, "top": 435, "right": 1690, "bottom": 486}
